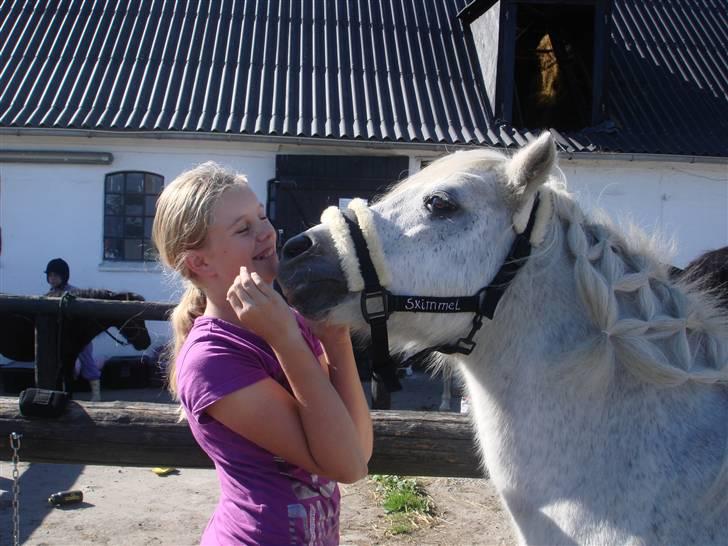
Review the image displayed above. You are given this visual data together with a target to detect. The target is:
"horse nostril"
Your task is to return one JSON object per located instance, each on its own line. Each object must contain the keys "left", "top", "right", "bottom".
{"left": 282, "top": 234, "right": 313, "bottom": 259}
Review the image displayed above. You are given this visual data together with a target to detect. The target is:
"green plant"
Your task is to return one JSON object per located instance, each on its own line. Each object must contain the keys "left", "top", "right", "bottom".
{"left": 370, "top": 475, "right": 435, "bottom": 535}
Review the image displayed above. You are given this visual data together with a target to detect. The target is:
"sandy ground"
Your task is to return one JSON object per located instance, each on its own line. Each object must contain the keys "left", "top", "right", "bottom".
{"left": 0, "top": 370, "right": 516, "bottom": 545}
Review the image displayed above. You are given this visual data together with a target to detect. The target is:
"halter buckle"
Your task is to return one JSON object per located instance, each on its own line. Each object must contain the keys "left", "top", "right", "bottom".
{"left": 439, "top": 337, "right": 477, "bottom": 355}
{"left": 361, "top": 289, "right": 390, "bottom": 323}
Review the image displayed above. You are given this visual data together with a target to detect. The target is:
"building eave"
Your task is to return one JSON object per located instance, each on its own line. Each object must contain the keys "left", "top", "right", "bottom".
{"left": 2, "top": 127, "right": 726, "bottom": 165}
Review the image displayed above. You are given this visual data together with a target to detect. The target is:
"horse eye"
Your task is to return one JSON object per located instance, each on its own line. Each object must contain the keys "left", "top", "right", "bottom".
{"left": 424, "top": 192, "right": 458, "bottom": 217}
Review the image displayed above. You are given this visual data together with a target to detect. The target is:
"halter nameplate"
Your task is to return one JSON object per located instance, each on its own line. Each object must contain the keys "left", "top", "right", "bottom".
{"left": 397, "top": 296, "right": 476, "bottom": 313}
{"left": 360, "top": 290, "right": 482, "bottom": 324}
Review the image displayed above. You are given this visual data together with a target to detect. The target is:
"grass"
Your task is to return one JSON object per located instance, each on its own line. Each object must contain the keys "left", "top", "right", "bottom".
{"left": 370, "top": 475, "right": 436, "bottom": 535}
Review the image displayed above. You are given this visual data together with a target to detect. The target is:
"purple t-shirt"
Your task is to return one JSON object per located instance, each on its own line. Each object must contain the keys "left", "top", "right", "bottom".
{"left": 177, "top": 314, "right": 341, "bottom": 545}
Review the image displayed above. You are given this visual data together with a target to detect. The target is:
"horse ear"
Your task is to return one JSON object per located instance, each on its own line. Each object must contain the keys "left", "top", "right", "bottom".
{"left": 505, "top": 132, "right": 556, "bottom": 201}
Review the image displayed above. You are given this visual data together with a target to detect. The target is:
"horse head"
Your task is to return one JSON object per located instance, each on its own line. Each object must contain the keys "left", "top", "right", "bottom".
{"left": 69, "top": 289, "right": 152, "bottom": 351}
{"left": 278, "top": 132, "right": 557, "bottom": 353}
{"left": 111, "top": 292, "right": 153, "bottom": 351}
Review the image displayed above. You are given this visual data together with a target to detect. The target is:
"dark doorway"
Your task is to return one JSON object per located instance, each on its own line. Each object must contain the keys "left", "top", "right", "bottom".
{"left": 269, "top": 155, "right": 409, "bottom": 247}
{"left": 512, "top": 3, "right": 595, "bottom": 130}
{"left": 269, "top": 154, "right": 410, "bottom": 408}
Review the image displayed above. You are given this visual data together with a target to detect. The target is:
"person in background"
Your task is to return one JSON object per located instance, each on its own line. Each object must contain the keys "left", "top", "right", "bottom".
{"left": 152, "top": 162, "right": 372, "bottom": 544}
{"left": 44, "top": 258, "right": 102, "bottom": 401}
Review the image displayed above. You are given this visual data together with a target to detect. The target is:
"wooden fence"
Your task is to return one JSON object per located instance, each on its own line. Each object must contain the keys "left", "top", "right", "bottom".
{"left": 0, "top": 295, "right": 484, "bottom": 477}
{"left": 0, "top": 294, "right": 173, "bottom": 388}
{"left": 0, "top": 400, "right": 483, "bottom": 477}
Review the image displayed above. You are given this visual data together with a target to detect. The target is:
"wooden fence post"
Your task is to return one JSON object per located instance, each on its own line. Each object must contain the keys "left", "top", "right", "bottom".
{"left": 34, "top": 313, "right": 60, "bottom": 389}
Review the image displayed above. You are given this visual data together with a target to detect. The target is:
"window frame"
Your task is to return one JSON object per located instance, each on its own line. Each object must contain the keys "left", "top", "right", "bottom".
{"left": 102, "top": 170, "right": 164, "bottom": 263}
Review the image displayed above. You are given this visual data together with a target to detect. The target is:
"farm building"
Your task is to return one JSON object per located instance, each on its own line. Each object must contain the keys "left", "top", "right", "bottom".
{"left": 0, "top": 0, "right": 726, "bottom": 364}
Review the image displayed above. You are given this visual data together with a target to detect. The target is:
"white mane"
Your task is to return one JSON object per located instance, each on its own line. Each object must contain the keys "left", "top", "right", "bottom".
{"left": 543, "top": 185, "right": 728, "bottom": 516}
{"left": 545, "top": 184, "right": 728, "bottom": 389}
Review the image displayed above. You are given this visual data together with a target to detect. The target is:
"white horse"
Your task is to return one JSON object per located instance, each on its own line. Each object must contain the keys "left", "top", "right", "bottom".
{"left": 278, "top": 133, "right": 728, "bottom": 545}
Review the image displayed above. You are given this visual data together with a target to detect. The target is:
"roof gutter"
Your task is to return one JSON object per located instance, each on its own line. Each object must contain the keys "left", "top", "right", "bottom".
{"left": 0, "top": 149, "right": 113, "bottom": 164}
{"left": 1, "top": 127, "right": 726, "bottom": 165}
{"left": 1, "top": 127, "right": 471, "bottom": 153}
{"left": 559, "top": 151, "right": 728, "bottom": 165}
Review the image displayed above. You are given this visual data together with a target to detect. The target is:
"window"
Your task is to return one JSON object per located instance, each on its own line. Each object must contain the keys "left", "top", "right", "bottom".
{"left": 460, "top": 0, "right": 610, "bottom": 131}
{"left": 512, "top": 3, "right": 595, "bottom": 130}
{"left": 103, "top": 171, "right": 163, "bottom": 261}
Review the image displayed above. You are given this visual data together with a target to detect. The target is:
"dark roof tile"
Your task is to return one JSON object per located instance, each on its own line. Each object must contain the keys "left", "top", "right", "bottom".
{"left": 0, "top": 0, "right": 725, "bottom": 156}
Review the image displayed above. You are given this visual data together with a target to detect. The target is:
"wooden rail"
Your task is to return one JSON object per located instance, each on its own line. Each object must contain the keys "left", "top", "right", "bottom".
{"left": 0, "top": 399, "right": 484, "bottom": 478}
{"left": 1, "top": 295, "right": 397, "bottom": 409}
{"left": 0, "top": 294, "right": 173, "bottom": 321}
{"left": 0, "top": 295, "right": 172, "bottom": 389}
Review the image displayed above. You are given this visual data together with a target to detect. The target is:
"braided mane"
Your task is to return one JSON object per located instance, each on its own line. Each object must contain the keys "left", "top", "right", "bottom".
{"left": 545, "top": 183, "right": 728, "bottom": 388}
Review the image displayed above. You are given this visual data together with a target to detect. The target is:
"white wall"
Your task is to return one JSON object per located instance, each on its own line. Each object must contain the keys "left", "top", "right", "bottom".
{"left": 0, "top": 136, "right": 279, "bottom": 361}
{"left": 1, "top": 134, "right": 726, "bottom": 363}
{"left": 557, "top": 158, "right": 728, "bottom": 266}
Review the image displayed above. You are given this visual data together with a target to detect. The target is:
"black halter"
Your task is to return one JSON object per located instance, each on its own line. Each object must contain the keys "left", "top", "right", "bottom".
{"left": 342, "top": 193, "right": 542, "bottom": 393}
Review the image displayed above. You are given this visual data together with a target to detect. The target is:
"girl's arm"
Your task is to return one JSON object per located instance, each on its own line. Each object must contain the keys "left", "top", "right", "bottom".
{"left": 207, "top": 364, "right": 367, "bottom": 483}
{"left": 207, "top": 268, "right": 369, "bottom": 483}
{"left": 315, "top": 327, "right": 373, "bottom": 462}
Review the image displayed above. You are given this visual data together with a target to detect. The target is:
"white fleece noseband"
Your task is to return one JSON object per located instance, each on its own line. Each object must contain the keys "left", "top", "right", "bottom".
{"left": 320, "top": 198, "right": 392, "bottom": 292}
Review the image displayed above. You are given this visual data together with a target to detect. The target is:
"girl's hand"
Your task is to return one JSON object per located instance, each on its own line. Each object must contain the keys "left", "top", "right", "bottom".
{"left": 227, "top": 267, "right": 298, "bottom": 343}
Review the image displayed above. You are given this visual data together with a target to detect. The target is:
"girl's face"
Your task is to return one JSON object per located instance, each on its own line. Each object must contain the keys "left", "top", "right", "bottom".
{"left": 202, "top": 184, "right": 278, "bottom": 287}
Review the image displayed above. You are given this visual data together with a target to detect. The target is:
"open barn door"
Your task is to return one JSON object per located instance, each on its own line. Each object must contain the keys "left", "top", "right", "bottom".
{"left": 269, "top": 155, "right": 409, "bottom": 408}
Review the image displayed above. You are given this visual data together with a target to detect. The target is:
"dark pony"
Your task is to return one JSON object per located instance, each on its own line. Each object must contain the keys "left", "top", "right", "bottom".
{"left": 0, "top": 289, "right": 152, "bottom": 394}
{"left": 672, "top": 246, "right": 728, "bottom": 308}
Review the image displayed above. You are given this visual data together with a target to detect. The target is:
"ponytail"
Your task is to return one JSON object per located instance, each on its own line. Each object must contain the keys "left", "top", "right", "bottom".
{"left": 166, "top": 283, "right": 207, "bottom": 398}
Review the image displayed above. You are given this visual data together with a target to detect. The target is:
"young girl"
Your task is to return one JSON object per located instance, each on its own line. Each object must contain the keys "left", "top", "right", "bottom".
{"left": 152, "top": 162, "right": 372, "bottom": 544}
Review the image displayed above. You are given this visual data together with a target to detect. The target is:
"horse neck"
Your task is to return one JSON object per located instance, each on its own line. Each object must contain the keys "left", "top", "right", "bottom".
{"left": 66, "top": 289, "right": 128, "bottom": 338}
{"left": 457, "top": 234, "right": 728, "bottom": 497}
{"left": 460, "top": 237, "right": 605, "bottom": 429}
{"left": 62, "top": 316, "right": 108, "bottom": 350}
{"left": 465, "top": 238, "right": 586, "bottom": 397}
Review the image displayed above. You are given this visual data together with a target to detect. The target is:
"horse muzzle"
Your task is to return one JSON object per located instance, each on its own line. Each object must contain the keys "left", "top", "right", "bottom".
{"left": 277, "top": 224, "right": 350, "bottom": 320}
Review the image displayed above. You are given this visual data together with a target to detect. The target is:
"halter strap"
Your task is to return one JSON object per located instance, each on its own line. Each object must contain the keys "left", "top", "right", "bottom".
{"left": 479, "top": 192, "right": 541, "bottom": 318}
{"left": 432, "top": 192, "right": 541, "bottom": 355}
{"left": 343, "top": 212, "right": 402, "bottom": 392}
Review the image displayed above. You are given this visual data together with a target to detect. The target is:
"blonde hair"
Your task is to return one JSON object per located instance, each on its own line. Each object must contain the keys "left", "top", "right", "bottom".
{"left": 152, "top": 161, "right": 249, "bottom": 397}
